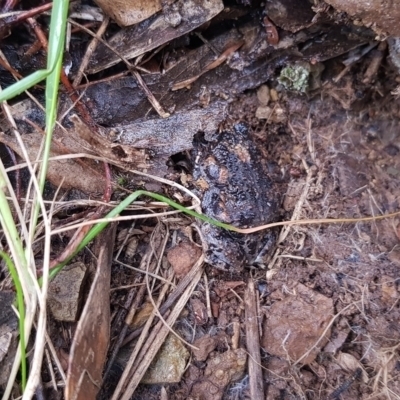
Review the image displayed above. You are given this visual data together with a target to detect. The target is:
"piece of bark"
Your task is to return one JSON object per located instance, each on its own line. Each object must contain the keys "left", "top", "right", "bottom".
{"left": 87, "top": 0, "right": 224, "bottom": 74}
{"left": 65, "top": 224, "right": 116, "bottom": 400}
{"left": 244, "top": 279, "right": 264, "bottom": 400}
{"left": 114, "top": 102, "right": 227, "bottom": 156}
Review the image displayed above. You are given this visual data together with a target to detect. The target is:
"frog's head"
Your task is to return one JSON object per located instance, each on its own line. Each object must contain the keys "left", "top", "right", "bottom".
{"left": 202, "top": 223, "right": 247, "bottom": 272}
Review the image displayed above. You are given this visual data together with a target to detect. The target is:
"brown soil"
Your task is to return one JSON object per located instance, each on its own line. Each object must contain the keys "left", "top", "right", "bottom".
{"left": 105, "top": 80, "right": 400, "bottom": 399}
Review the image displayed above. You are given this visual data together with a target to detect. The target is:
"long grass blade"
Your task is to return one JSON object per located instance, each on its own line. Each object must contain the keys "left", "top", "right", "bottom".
{"left": 0, "top": 252, "right": 27, "bottom": 389}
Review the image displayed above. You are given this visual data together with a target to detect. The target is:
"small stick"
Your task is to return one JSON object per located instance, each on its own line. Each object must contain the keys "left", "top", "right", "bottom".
{"left": 73, "top": 16, "right": 110, "bottom": 87}
{"left": 203, "top": 272, "right": 213, "bottom": 320}
{"left": 245, "top": 278, "right": 264, "bottom": 400}
{"left": 329, "top": 368, "right": 362, "bottom": 399}
{"left": 232, "top": 321, "right": 240, "bottom": 350}
{"left": 120, "top": 262, "right": 203, "bottom": 400}
{"left": 0, "top": 2, "right": 53, "bottom": 37}
{"left": 44, "top": 348, "right": 57, "bottom": 391}
{"left": 0, "top": 56, "right": 23, "bottom": 79}
{"left": 122, "top": 253, "right": 205, "bottom": 345}
{"left": 101, "top": 277, "right": 147, "bottom": 387}
{"left": 363, "top": 42, "right": 387, "bottom": 84}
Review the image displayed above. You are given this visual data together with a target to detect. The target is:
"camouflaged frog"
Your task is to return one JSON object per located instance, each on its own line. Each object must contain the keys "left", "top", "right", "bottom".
{"left": 192, "top": 123, "right": 281, "bottom": 272}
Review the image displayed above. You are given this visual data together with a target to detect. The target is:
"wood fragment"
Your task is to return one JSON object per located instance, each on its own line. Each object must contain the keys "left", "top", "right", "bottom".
{"left": 171, "top": 41, "right": 244, "bottom": 91}
{"left": 203, "top": 272, "right": 213, "bottom": 320}
{"left": 101, "top": 279, "right": 145, "bottom": 384}
{"left": 86, "top": 0, "right": 224, "bottom": 74}
{"left": 244, "top": 278, "right": 264, "bottom": 400}
{"left": 65, "top": 224, "right": 117, "bottom": 400}
{"left": 232, "top": 321, "right": 240, "bottom": 350}
{"left": 363, "top": 41, "right": 387, "bottom": 84}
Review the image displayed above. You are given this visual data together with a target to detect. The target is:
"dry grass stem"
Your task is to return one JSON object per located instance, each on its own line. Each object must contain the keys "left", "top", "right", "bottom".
{"left": 122, "top": 259, "right": 204, "bottom": 400}
{"left": 72, "top": 16, "right": 110, "bottom": 87}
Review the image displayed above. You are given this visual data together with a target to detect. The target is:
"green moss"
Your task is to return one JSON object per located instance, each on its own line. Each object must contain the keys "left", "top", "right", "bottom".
{"left": 278, "top": 64, "right": 310, "bottom": 92}
{"left": 116, "top": 176, "right": 128, "bottom": 187}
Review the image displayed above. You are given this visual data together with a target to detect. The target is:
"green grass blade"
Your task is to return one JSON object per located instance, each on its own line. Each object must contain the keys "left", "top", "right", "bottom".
{"left": 24, "top": 1, "right": 70, "bottom": 398}
{"left": 0, "top": 1, "right": 69, "bottom": 104}
{"left": 49, "top": 190, "right": 235, "bottom": 279}
{"left": 0, "top": 252, "right": 27, "bottom": 390}
{"left": 0, "top": 71, "right": 48, "bottom": 102}
{"left": 0, "top": 169, "right": 28, "bottom": 276}
{"left": 31, "top": 0, "right": 69, "bottom": 233}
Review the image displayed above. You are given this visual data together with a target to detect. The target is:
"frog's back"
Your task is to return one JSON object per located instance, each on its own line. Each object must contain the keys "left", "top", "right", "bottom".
{"left": 192, "top": 123, "right": 281, "bottom": 271}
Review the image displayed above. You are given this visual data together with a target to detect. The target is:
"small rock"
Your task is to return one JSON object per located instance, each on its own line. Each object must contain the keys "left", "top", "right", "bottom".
{"left": 48, "top": 262, "right": 87, "bottom": 322}
{"left": 190, "top": 298, "right": 208, "bottom": 325}
{"left": 142, "top": 334, "right": 190, "bottom": 384}
{"left": 257, "top": 85, "right": 270, "bottom": 106}
{"left": 323, "top": 330, "right": 349, "bottom": 354}
{"left": 270, "top": 88, "right": 279, "bottom": 102}
{"left": 255, "top": 106, "right": 273, "bottom": 120}
{"left": 262, "top": 283, "right": 333, "bottom": 364}
{"left": 167, "top": 241, "right": 202, "bottom": 278}
{"left": 190, "top": 348, "right": 247, "bottom": 400}
{"left": 270, "top": 105, "right": 287, "bottom": 123}
{"left": 192, "top": 334, "right": 219, "bottom": 362}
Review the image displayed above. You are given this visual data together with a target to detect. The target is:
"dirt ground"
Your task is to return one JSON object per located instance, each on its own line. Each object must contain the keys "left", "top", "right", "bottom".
{"left": 0, "top": 1, "right": 400, "bottom": 400}
{"left": 101, "top": 80, "right": 400, "bottom": 399}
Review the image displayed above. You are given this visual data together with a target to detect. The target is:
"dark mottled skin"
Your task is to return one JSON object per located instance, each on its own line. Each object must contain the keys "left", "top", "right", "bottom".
{"left": 193, "top": 123, "right": 281, "bottom": 271}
